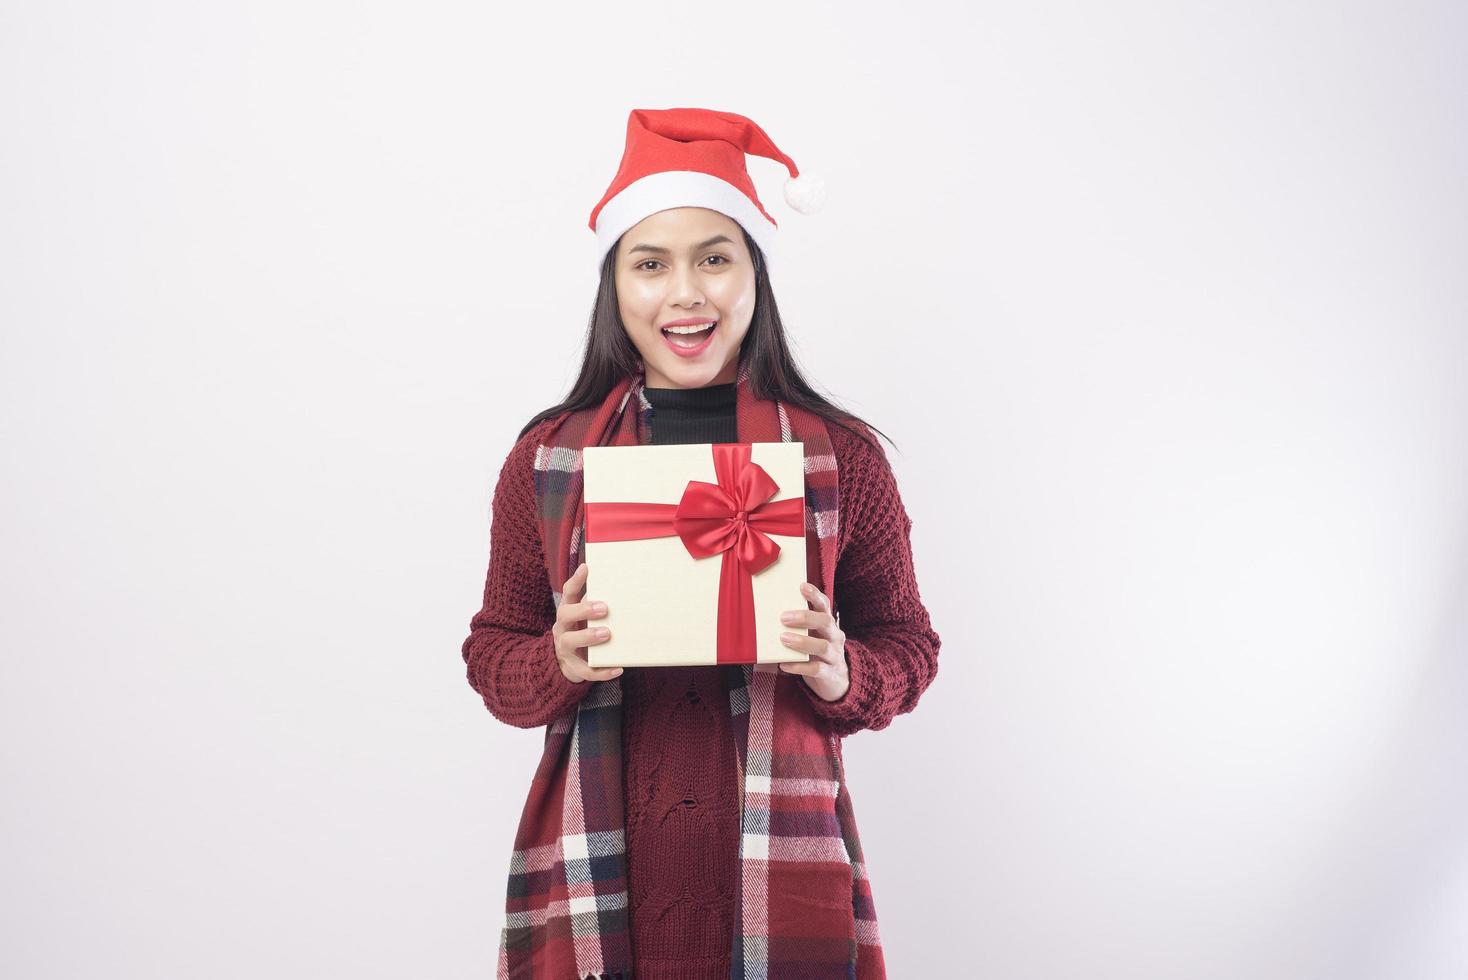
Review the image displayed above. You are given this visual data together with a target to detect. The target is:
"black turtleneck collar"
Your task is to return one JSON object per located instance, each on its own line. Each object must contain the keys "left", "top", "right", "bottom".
{"left": 643, "top": 380, "right": 737, "bottom": 411}
{"left": 643, "top": 381, "right": 738, "bottom": 446}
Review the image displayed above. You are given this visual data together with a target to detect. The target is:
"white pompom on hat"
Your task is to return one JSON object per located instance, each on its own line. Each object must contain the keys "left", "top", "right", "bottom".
{"left": 782, "top": 170, "right": 827, "bottom": 215}
{"left": 588, "top": 107, "right": 824, "bottom": 271}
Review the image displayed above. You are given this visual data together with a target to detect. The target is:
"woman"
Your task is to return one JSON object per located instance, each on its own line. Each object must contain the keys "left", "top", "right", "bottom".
{"left": 461, "top": 107, "right": 941, "bottom": 980}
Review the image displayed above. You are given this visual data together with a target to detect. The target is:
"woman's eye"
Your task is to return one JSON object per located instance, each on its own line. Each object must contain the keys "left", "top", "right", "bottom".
{"left": 636, "top": 255, "right": 726, "bottom": 271}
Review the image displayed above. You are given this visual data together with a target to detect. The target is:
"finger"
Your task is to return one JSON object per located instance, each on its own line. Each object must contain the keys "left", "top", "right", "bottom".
{"left": 574, "top": 663, "right": 625, "bottom": 683}
{"left": 784, "top": 584, "right": 833, "bottom": 638}
{"left": 778, "top": 659, "right": 821, "bottom": 675}
{"left": 780, "top": 632, "right": 829, "bottom": 657}
{"left": 779, "top": 609, "right": 834, "bottom": 633}
{"left": 803, "top": 586, "right": 840, "bottom": 640}
{"left": 563, "top": 561, "right": 586, "bottom": 591}
{"left": 554, "top": 624, "right": 604, "bottom": 661}
{"left": 798, "top": 643, "right": 840, "bottom": 667}
{"left": 562, "top": 561, "right": 588, "bottom": 599}
{"left": 567, "top": 625, "right": 622, "bottom": 682}
{"left": 808, "top": 650, "right": 840, "bottom": 671}
{"left": 559, "top": 597, "right": 609, "bottom": 625}
{"left": 569, "top": 624, "right": 612, "bottom": 649}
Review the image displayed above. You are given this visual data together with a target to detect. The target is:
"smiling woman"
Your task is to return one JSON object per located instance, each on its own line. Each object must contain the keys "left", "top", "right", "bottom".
{"left": 460, "top": 106, "right": 941, "bottom": 980}
{"left": 512, "top": 201, "right": 886, "bottom": 449}
{"left": 615, "top": 211, "right": 756, "bottom": 389}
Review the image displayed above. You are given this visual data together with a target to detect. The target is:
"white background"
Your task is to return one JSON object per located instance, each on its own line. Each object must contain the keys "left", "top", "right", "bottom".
{"left": 2, "top": 1, "right": 1465, "bottom": 977}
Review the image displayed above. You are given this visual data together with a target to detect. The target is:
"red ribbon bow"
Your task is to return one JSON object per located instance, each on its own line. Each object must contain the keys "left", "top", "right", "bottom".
{"left": 584, "top": 443, "right": 805, "bottom": 663}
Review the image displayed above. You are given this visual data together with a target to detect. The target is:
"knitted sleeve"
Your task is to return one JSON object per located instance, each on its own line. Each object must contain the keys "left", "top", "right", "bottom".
{"left": 798, "top": 424, "right": 942, "bottom": 737}
{"left": 461, "top": 420, "right": 596, "bottom": 728}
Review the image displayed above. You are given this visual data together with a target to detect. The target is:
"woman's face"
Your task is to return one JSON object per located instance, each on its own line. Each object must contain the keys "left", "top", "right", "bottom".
{"left": 614, "top": 207, "right": 756, "bottom": 389}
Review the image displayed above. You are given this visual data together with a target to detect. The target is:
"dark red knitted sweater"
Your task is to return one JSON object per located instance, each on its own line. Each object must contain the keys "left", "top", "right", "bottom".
{"left": 461, "top": 403, "right": 941, "bottom": 977}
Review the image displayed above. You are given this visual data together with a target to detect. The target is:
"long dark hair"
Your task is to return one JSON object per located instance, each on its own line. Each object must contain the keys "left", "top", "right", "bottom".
{"left": 517, "top": 225, "right": 895, "bottom": 454}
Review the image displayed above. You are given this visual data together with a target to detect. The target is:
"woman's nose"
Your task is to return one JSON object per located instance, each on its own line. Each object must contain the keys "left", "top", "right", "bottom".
{"left": 668, "top": 266, "right": 704, "bottom": 306}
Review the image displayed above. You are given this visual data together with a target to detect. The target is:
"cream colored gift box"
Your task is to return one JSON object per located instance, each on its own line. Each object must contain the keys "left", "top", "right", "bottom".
{"left": 581, "top": 442, "right": 811, "bottom": 668}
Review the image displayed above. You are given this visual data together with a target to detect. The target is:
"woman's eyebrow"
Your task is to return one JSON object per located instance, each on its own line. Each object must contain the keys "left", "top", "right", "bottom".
{"left": 627, "top": 235, "right": 734, "bottom": 255}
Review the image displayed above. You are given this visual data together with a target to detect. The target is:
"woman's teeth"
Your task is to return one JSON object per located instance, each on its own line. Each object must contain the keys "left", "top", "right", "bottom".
{"left": 663, "top": 322, "right": 716, "bottom": 348}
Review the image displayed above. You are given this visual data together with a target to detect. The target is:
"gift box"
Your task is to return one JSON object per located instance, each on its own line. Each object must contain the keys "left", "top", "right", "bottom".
{"left": 581, "top": 441, "right": 810, "bottom": 668}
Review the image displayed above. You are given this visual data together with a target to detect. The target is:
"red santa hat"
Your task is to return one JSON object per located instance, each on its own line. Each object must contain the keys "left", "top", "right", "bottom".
{"left": 588, "top": 107, "right": 825, "bottom": 270}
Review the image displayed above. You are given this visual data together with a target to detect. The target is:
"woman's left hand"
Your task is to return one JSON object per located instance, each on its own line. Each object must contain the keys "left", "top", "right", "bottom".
{"left": 777, "top": 582, "right": 849, "bottom": 702}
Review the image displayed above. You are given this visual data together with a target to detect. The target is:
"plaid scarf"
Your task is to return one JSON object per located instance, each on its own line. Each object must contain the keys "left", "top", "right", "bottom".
{"left": 497, "top": 359, "right": 885, "bottom": 979}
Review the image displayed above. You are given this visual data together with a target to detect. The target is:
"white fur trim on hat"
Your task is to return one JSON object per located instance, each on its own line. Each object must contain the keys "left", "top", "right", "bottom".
{"left": 594, "top": 170, "right": 778, "bottom": 271}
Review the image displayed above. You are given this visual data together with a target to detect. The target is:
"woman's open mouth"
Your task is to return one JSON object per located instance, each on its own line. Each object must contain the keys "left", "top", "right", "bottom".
{"left": 661, "top": 320, "right": 718, "bottom": 357}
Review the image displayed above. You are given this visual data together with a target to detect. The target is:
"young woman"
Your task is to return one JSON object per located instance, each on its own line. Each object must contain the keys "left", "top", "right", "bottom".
{"left": 461, "top": 107, "right": 941, "bottom": 980}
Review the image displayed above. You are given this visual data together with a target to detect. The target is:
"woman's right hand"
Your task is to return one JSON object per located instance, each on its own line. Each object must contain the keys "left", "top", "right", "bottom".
{"left": 553, "top": 562, "right": 624, "bottom": 684}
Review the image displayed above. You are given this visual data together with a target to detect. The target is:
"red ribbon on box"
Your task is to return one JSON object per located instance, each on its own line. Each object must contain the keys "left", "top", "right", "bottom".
{"left": 584, "top": 443, "right": 805, "bottom": 664}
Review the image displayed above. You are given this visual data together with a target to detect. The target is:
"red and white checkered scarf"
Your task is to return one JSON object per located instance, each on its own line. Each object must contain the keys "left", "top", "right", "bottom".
{"left": 496, "top": 359, "right": 885, "bottom": 979}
